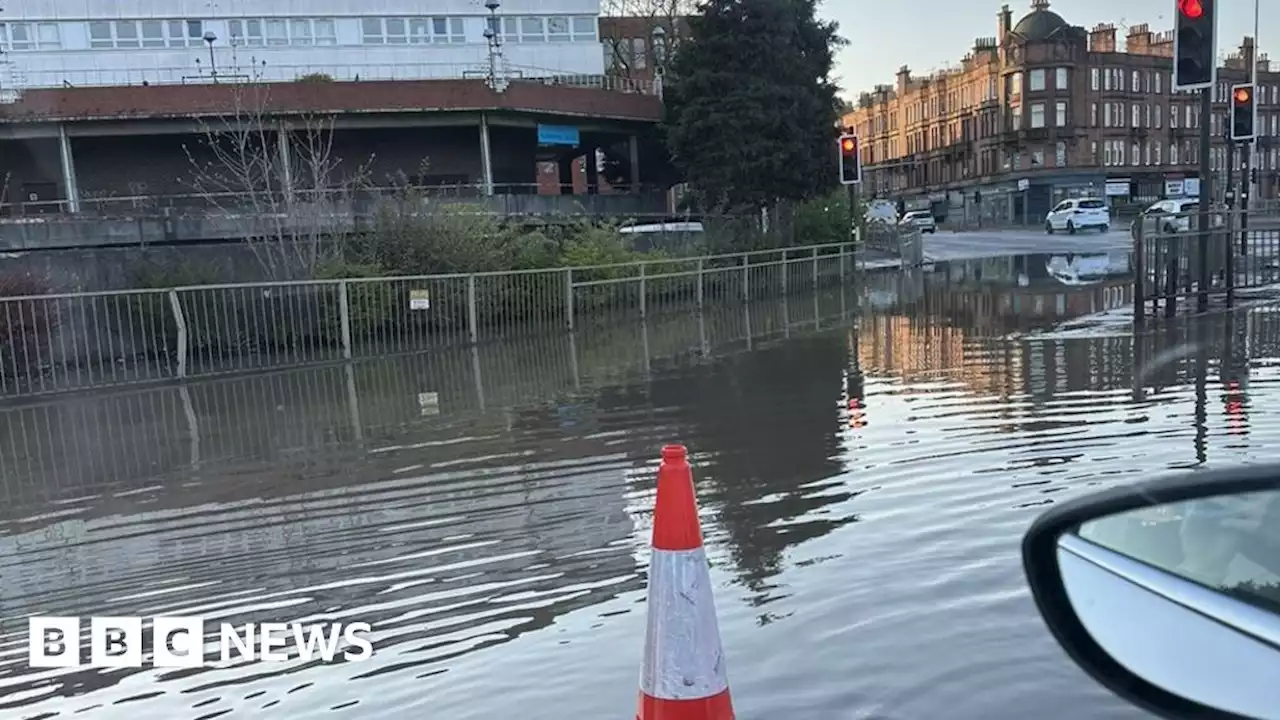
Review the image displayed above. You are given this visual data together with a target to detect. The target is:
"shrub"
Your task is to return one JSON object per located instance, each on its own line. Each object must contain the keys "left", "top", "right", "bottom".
{"left": 314, "top": 260, "right": 401, "bottom": 339}
{"left": 0, "top": 270, "right": 59, "bottom": 378}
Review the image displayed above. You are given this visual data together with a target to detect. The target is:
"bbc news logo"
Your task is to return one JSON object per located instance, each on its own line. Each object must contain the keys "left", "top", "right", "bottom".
{"left": 29, "top": 617, "right": 373, "bottom": 668}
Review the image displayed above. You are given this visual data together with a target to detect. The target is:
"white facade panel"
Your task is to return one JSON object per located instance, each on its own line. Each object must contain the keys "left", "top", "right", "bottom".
{"left": 0, "top": 0, "right": 604, "bottom": 89}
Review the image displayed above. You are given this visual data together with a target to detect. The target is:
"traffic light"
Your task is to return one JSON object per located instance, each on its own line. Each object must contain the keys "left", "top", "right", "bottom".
{"left": 838, "top": 134, "right": 861, "bottom": 185}
{"left": 1231, "top": 83, "right": 1256, "bottom": 141}
{"left": 1173, "top": 0, "right": 1217, "bottom": 90}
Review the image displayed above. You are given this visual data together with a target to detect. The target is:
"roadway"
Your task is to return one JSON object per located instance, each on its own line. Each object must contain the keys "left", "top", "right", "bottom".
{"left": 922, "top": 228, "right": 1130, "bottom": 262}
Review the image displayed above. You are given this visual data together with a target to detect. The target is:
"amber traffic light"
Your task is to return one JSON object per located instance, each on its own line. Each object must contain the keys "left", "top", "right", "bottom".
{"left": 1231, "top": 83, "right": 1256, "bottom": 141}
{"left": 1173, "top": 0, "right": 1216, "bottom": 90}
{"left": 838, "top": 133, "right": 861, "bottom": 185}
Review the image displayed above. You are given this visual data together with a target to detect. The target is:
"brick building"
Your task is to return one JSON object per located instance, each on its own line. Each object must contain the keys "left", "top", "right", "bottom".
{"left": 841, "top": 0, "right": 1280, "bottom": 225}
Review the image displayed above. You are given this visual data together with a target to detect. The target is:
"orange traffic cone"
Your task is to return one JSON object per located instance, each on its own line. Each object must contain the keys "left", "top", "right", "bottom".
{"left": 636, "top": 444, "right": 734, "bottom": 720}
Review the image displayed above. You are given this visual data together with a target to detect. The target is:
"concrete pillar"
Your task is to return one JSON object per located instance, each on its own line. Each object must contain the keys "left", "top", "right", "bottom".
{"left": 276, "top": 123, "right": 294, "bottom": 204}
{"left": 628, "top": 135, "right": 641, "bottom": 190}
{"left": 585, "top": 147, "right": 600, "bottom": 195}
{"left": 479, "top": 113, "right": 495, "bottom": 196}
{"left": 57, "top": 124, "right": 81, "bottom": 214}
{"left": 558, "top": 154, "right": 575, "bottom": 195}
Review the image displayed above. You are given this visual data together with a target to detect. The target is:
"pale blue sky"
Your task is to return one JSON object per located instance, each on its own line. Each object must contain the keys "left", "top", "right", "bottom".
{"left": 821, "top": 0, "right": 1276, "bottom": 97}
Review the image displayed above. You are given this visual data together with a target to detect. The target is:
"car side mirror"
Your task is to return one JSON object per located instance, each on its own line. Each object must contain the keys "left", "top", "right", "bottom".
{"left": 1022, "top": 466, "right": 1280, "bottom": 720}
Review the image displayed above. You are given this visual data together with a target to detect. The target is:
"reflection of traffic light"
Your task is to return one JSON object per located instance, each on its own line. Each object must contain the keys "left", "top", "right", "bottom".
{"left": 1173, "top": 0, "right": 1217, "bottom": 90}
{"left": 1225, "top": 380, "right": 1246, "bottom": 435}
{"left": 1231, "top": 84, "right": 1256, "bottom": 141}
{"left": 839, "top": 134, "right": 862, "bottom": 185}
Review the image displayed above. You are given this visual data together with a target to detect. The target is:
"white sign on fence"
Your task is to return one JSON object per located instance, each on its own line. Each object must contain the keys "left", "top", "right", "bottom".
{"left": 409, "top": 290, "right": 430, "bottom": 311}
{"left": 1165, "top": 179, "right": 1185, "bottom": 196}
{"left": 1184, "top": 178, "right": 1201, "bottom": 197}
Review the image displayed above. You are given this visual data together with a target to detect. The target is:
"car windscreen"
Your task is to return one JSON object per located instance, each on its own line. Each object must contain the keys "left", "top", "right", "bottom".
{"left": 1178, "top": 203, "right": 1199, "bottom": 213}
{"left": 1077, "top": 200, "right": 1106, "bottom": 209}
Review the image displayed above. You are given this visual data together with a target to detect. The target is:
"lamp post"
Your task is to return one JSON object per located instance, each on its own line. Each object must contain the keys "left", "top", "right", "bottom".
{"left": 203, "top": 31, "right": 218, "bottom": 83}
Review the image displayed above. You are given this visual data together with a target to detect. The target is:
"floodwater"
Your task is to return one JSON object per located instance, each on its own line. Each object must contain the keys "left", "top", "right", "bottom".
{"left": 0, "top": 258, "right": 1272, "bottom": 719}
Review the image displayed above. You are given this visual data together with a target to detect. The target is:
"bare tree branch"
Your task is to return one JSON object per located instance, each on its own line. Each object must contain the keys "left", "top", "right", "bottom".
{"left": 182, "top": 77, "right": 374, "bottom": 280}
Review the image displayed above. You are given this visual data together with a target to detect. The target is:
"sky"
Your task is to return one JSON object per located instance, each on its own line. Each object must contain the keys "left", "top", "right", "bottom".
{"left": 821, "top": 0, "right": 1276, "bottom": 98}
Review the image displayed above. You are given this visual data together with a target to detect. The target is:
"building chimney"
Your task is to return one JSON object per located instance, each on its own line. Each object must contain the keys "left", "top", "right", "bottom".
{"left": 998, "top": 5, "right": 1013, "bottom": 46}
{"left": 1088, "top": 23, "right": 1117, "bottom": 53}
{"left": 1030, "top": 0, "right": 1050, "bottom": 11}
{"left": 1125, "top": 23, "right": 1153, "bottom": 55}
{"left": 896, "top": 65, "right": 911, "bottom": 93}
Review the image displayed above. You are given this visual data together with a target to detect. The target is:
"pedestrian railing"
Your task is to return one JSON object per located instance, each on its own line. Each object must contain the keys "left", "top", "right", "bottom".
{"left": 0, "top": 241, "right": 856, "bottom": 398}
{"left": 0, "top": 285, "right": 860, "bottom": 506}
{"left": 1132, "top": 209, "right": 1280, "bottom": 322}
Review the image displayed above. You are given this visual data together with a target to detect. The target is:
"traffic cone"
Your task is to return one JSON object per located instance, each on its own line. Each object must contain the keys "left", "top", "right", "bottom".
{"left": 636, "top": 444, "right": 734, "bottom": 720}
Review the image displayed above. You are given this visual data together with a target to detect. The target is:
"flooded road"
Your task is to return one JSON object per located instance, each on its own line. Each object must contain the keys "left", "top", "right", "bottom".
{"left": 1, "top": 266, "right": 1273, "bottom": 719}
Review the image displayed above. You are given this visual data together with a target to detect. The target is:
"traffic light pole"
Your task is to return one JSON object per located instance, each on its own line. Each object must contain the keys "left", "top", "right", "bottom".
{"left": 1240, "top": 143, "right": 1251, "bottom": 256}
{"left": 1197, "top": 87, "right": 1212, "bottom": 313}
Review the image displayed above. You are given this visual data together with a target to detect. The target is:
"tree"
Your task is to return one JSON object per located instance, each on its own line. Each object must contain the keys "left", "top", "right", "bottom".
{"left": 600, "top": 0, "right": 693, "bottom": 80}
{"left": 182, "top": 81, "right": 374, "bottom": 280}
{"left": 663, "top": 0, "right": 845, "bottom": 214}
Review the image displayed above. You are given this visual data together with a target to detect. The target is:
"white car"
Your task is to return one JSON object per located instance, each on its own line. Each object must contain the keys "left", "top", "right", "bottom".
{"left": 865, "top": 200, "right": 899, "bottom": 226}
{"left": 1022, "top": 466, "right": 1280, "bottom": 720}
{"left": 1045, "top": 198, "right": 1110, "bottom": 234}
{"left": 899, "top": 210, "right": 936, "bottom": 234}
{"left": 1131, "top": 198, "right": 1225, "bottom": 238}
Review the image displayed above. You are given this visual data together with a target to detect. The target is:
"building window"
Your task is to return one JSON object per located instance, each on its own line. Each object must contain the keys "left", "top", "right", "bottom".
{"left": 1029, "top": 69, "right": 1046, "bottom": 92}
{"left": 1170, "top": 143, "right": 1179, "bottom": 165}
{"left": 1155, "top": 72, "right": 1162, "bottom": 94}
{"left": 1031, "top": 150, "right": 1045, "bottom": 167}
{"left": 1056, "top": 141, "right": 1067, "bottom": 167}
{"left": 1104, "top": 103, "right": 1112, "bottom": 127}
{"left": 1011, "top": 107, "right": 1022, "bottom": 130}
{"left": 573, "top": 17, "right": 598, "bottom": 42}
{"left": 1131, "top": 142, "right": 1140, "bottom": 166}
{"left": 90, "top": 19, "right": 202, "bottom": 49}
{"left": 1154, "top": 142, "right": 1162, "bottom": 165}
{"left": 1056, "top": 101, "right": 1067, "bottom": 126}
{"left": 1132, "top": 70, "right": 1141, "bottom": 92}
{"left": 1055, "top": 67, "right": 1068, "bottom": 90}
{"left": 1030, "top": 102, "right": 1046, "bottom": 128}
{"left": 1131, "top": 104, "right": 1141, "bottom": 127}
{"left": 1091, "top": 68, "right": 1100, "bottom": 91}
{"left": 0, "top": 22, "right": 61, "bottom": 51}
{"left": 364, "top": 17, "right": 464, "bottom": 44}
{"left": 1090, "top": 103, "right": 1098, "bottom": 125}
{"left": 1155, "top": 104, "right": 1162, "bottom": 129}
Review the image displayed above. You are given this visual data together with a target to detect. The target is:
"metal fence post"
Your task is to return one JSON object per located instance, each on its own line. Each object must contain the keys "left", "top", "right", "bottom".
{"left": 563, "top": 268, "right": 574, "bottom": 331}
{"left": 466, "top": 275, "right": 479, "bottom": 344}
{"left": 339, "top": 280, "right": 353, "bottom": 359}
{"left": 696, "top": 259, "right": 705, "bottom": 309}
{"left": 1133, "top": 222, "right": 1145, "bottom": 329}
{"left": 781, "top": 249, "right": 789, "bottom": 295}
{"left": 812, "top": 247, "right": 819, "bottom": 289}
{"left": 638, "top": 263, "right": 648, "bottom": 319}
{"left": 741, "top": 255, "right": 749, "bottom": 301}
{"left": 167, "top": 289, "right": 188, "bottom": 379}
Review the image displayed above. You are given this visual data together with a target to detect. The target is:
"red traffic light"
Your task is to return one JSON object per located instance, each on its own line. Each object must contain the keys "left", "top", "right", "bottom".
{"left": 1234, "top": 87, "right": 1252, "bottom": 104}
{"left": 1178, "top": 0, "right": 1204, "bottom": 19}
{"left": 841, "top": 137, "right": 857, "bottom": 153}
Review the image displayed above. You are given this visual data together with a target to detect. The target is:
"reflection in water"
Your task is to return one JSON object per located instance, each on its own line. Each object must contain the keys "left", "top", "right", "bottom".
{"left": 2, "top": 275, "right": 1280, "bottom": 719}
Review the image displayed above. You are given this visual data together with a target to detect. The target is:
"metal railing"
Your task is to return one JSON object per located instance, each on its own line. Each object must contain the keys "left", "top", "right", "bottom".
{"left": 0, "top": 241, "right": 855, "bottom": 397}
{"left": 1, "top": 183, "right": 674, "bottom": 219}
{"left": 1132, "top": 208, "right": 1280, "bottom": 322}
{"left": 0, "top": 285, "right": 858, "bottom": 509}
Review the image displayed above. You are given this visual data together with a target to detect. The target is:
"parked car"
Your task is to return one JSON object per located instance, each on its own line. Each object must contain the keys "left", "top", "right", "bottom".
{"left": 1022, "top": 466, "right": 1280, "bottom": 720}
{"left": 865, "top": 200, "right": 899, "bottom": 226}
{"left": 1045, "top": 198, "right": 1111, "bottom": 234}
{"left": 1130, "top": 199, "right": 1225, "bottom": 238}
{"left": 899, "top": 210, "right": 937, "bottom": 234}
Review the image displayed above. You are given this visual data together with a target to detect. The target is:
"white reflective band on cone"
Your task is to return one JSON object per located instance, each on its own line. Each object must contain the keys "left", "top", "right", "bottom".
{"left": 639, "top": 546, "right": 730, "bottom": 700}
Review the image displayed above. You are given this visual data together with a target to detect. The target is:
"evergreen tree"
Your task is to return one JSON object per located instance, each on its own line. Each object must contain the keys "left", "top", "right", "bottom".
{"left": 663, "top": 0, "right": 845, "bottom": 213}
